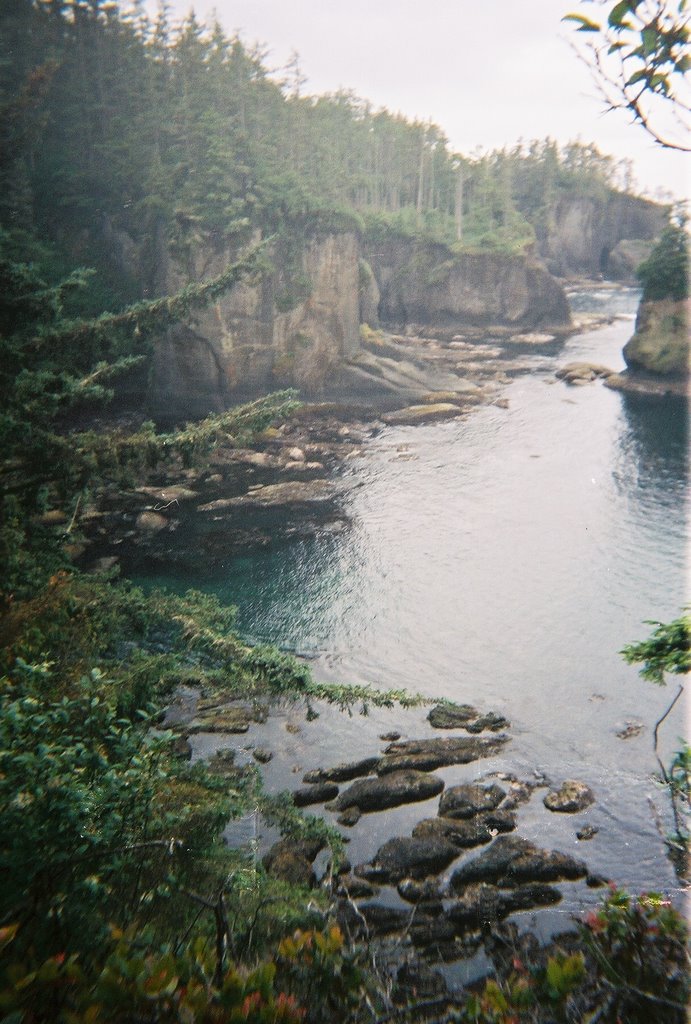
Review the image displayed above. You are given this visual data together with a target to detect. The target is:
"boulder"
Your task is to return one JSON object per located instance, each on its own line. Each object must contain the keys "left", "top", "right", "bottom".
{"left": 379, "top": 734, "right": 508, "bottom": 773}
{"left": 356, "top": 835, "right": 459, "bottom": 883}
{"left": 556, "top": 362, "right": 615, "bottom": 385}
{"left": 337, "top": 807, "right": 362, "bottom": 828}
{"left": 303, "top": 756, "right": 381, "bottom": 785}
{"left": 336, "top": 875, "right": 379, "bottom": 900}
{"left": 413, "top": 810, "right": 516, "bottom": 848}
{"left": 438, "top": 783, "right": 506, "bottom": 819}
{"left": 135, "top": 510, "right": 168, "bottom": 532}
{"left": 262, "top": 837, "right": 324, "bottom": 888}
{"left": 450, "top": 835, "right": 587, "bottom": 889}
{"left": 543, "top": 780, "right": 595, "bottom": 813}
{"left": 187, "top": 706, "right": 251, "bottom": 734}
{"left": 397, "top": 877, "right": 444, "bottom": 904}
{"left": 328, "top": 770, "right": 444, "bottom": 813}
{"left": 292, "top": 782, "right": 340, "bottom": 807}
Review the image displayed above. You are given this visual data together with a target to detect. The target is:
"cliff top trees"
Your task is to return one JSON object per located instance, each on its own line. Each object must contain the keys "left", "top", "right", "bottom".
{"left": 636, "top": 214, "right": 689, "bottom": 300}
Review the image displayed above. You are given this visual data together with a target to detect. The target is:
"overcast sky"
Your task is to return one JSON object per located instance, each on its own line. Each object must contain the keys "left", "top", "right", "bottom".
{"left": 164, "top": 0, "right": 687, "bottom": 200}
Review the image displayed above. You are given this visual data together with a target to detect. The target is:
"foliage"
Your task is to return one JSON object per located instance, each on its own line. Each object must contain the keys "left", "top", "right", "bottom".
{"left": 635, "top": 218, "right": 689, "bottom": 302}
{"left": 564, "top": 0, "right": 690, "bottom": 151}
{"left": 620, "top": 608, "right": 691, "bottom": 682}
{"left": 621, "top": 611, "right": 690, "bottom": 877}
{"left": 580, "top": 886, "right": 688, "bottom": 1022}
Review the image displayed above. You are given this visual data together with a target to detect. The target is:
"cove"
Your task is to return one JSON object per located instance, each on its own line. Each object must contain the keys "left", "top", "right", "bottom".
{"left": 137, "top": 286, "right": 687, "bottom": 916}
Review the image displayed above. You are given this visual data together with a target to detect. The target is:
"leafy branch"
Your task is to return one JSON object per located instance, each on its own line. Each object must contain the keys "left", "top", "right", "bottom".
{"left": 564, "top": 0, "right": 690, "bottom": 151}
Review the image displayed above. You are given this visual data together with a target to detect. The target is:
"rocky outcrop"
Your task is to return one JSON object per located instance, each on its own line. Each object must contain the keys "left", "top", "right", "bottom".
{"left": 537, "top": 192, "right": 666, "bottom": 278}
{"left": 365, "top": 237, "right": 570, "bottom": 331}
{"left": 151, "top": 225, "right": 361, "bottom": 419}
{"left": 623, "top": 298, "right": 689, "bottom": 377}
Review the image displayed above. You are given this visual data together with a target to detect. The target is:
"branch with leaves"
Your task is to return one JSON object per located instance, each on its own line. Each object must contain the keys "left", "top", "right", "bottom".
{"left": 564, "top": 0, "right": 690, "bottom": 151}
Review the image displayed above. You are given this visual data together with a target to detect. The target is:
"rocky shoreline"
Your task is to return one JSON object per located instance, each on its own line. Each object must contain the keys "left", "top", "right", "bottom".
{"left": 73, "top": 285, "right": 686, "bottom": 996}
{"left": 163, "top": 688, "right": 605, "bottom": 984}
{"left": 81, "top": 299, "right": 627, "bottom": 576}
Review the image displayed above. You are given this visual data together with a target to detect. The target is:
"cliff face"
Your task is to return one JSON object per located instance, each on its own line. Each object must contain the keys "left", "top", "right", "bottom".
{"left": 537, "top": 193, "right": 666, "bottom": 279}
{"left": 150, "top": 229, "right": 360, "bottom": 419}
{"left": 365, "top": 238, "right": 571, "bottom": 330}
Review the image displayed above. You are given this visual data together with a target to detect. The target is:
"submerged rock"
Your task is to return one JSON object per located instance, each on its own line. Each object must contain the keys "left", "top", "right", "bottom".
{"left": 380, "top": 403, "right": 462, "bottom": 426}
{"left": 556, "top": 362, "right": 614, "bottom": 384}
{"left": 450, "top": 835, "right": 587, "bottom": 890}
{"left": 187, "top": 706, "right": 252, "bottom": 734}
{"left": 356, "top": 835, "right": 459, "bottom": 883}
{"left": 337, "top": 806, "right": 362, "bottom": 827}
{"left": 197, "top": 479, "right": 336, "bottom": 512}
{"left": 577, "top": 824, "right": 599, "bottom": 841}
{"left": 438, "top": 783, "right": 506, "bottom": 819}
{"left": 328, "top": 769, "right": 444, "bottom": 813}
{"left": 543, "top": 779, "right": 595, "bottom": 813}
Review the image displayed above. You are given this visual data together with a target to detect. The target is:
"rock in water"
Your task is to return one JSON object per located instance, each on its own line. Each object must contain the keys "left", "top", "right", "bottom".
{"left": 450, "top": 835, "right": 587, "bottom": 889}
{"left": 356, "top": 836, "right": 459, "bottom": 883}
{"left": 543, "top": 779, "right": 595, "bottom": 813}
{"left": 438, "top": 783, "right": 506, "bottom": 819}
{"left": 328, "top": 770, "right": 444, "bottom": 813}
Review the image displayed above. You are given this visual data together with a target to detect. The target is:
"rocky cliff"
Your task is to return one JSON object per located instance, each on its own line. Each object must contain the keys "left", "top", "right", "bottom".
{"left": 146, "top": 227, "right": 572, "bottom": 418}
{"left": 537, "top": 193, "right": 666, "bottom": 279}
{"left": 623, "top": 298, "right": 689, "bottom": 376}
{"left": 364, "top": 238, "right": 570, "bottom": 331}
{"left": 150, "top": 227, "right": 361, "bottom": 420}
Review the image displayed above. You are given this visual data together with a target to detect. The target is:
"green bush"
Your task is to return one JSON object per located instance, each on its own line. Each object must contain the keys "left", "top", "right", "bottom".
{"left": 637, "top": 221, "right": 689, "bottom": 302}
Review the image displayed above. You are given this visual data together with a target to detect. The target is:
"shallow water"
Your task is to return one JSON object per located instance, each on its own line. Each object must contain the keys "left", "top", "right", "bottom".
{"left": 140, "top": 286, "right": 689, "bottom": 917}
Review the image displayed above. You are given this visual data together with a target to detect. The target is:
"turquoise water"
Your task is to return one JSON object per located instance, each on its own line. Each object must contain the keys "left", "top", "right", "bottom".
{"left": 134, "top": 287, "right": 688, "bottom": 906}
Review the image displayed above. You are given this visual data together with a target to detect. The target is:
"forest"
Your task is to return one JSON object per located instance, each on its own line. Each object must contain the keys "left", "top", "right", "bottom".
{"left": 0, "top": 1, "right": 688, "bottom": 1022}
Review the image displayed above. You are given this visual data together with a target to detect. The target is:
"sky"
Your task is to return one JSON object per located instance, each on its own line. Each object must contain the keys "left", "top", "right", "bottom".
{"left": 163, "top": 0, "right": 688, "bottom": 201}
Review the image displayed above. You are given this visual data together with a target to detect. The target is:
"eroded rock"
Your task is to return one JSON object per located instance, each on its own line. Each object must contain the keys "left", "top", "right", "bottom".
{"left": 328, "top": 770, "right": 444, "bottom": 813}
{"left": 438, "top": 783, "right": 506, "bottom": 820}
{"left": 356, "top": 836, "right": 458, "bottom": 883}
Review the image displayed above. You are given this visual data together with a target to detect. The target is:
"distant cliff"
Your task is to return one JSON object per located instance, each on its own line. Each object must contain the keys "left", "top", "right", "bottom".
{"left": 536, "top": 193, "right": 666, "bottom": 279}
{"left": 150, "top": 224, "right": 361, "bottom": 419}
{"left": 364, "top": 236, "right": 570, "bottom": 330}
{"left": 146, "top": 226, "right": 571, "bottom": 418}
